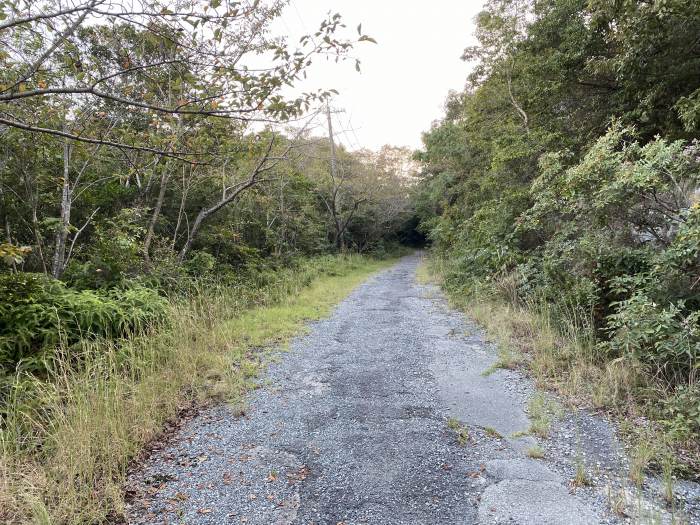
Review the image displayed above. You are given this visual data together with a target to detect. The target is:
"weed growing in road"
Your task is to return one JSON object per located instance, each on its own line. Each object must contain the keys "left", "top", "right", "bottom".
{"left": 526, "top": 445, "right": 545, "bottom": 459}
{"left": 527, "top": 393, "right": 561, "bottom": 438}
{"left": 607, "top": 485, "right": 628, "bottom": 517}
{"left": 482, "top": 346, "right": 525, "bottom": 376}
{"left": 662, "top": 457, "right": 676, "bottom": 506}
{"left": 629, "top": 440, "right": 655, "bottom": 487}
{"left": 512, "top": 393, "right": 562, "bottom": 438}
{"left": 447, "top": 418, "right": 470, "bottom": 446}
{"left": 484, "top": 426, "right": 503, "bottom": 439}
{"left": 415, "top": 255, "right": 437, "bottom": 285}
{"left": 572, "top": 458, "right": 592, "bottom": 488}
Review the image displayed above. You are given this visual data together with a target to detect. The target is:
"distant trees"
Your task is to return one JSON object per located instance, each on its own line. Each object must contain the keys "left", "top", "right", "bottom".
{"left": 295, "top": 137, "right": 416, "bottom": 253}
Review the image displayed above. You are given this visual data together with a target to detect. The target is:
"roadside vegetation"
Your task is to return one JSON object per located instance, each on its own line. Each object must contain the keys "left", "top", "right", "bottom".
{"left": 414, "top": 0, "right": 700, "bottom": 479}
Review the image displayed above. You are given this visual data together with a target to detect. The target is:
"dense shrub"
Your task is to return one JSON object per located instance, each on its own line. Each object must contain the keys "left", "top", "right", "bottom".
{"left": 62, "top": 209, "right": 147, "bottom": 290}
{"left": 0, "top": 273, "right": 168, "bottom": 372}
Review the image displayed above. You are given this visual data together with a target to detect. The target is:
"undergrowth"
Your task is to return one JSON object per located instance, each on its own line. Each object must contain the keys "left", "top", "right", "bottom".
{"left": 0, "top": 254, "right": 394, "bottom": 525}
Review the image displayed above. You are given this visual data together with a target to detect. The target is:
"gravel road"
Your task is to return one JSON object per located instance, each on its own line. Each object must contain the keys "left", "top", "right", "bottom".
{"left": 126, "top": 254, "right": 698, "bottom": 524}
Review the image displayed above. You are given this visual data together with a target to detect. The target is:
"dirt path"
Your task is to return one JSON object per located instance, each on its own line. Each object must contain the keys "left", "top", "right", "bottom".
{"left": 126, "top": 255, "right": 696, "bottom": 524}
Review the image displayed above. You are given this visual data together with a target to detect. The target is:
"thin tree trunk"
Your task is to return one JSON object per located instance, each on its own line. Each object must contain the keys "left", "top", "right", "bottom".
{"left": 177, "top": 209, "right": 206, "bottom": 262}
{"left": 31, "top": 199, "right": 48, "bottom": 274}
{"left": 171, "top": 166, "right": 189, "bottom": 251}
{"left": 143, "top": 164, "right": 170, "bottom": 263}
{"left": 507, "top": 56, "right": 529, "bottom": 133}
{"left": 0, "top": 184, "right": 16, "bottom": 271}
{"left": 334, "top": 221, "right": 343, "bottom": 251}
{"left": 51, "top": 140, "right": 72, "bottom": 278}
{"left": 0, "top": 184, "right": 10, "bottom": 244}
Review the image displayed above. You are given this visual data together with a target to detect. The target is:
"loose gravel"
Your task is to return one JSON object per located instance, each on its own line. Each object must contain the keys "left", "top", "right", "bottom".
{"left": 126, "top": 254, "right": 699, "bottom": 524}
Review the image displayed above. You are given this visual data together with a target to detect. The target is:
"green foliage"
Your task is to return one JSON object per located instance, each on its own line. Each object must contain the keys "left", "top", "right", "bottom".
{"left": 183, "top": 250, "right": 217, "bottom": 276}
{"left": 0, "top": 243, "right": 32, "bottom": 266}
{"left": 0, "top": 273, "right": 168, "bottom": 373}
{"left": 604, "top": 295, "right": 699, "bottom": 387}
{"left": 659, "top": 384, "right": 700, "bottom": 440}
{"left": 63, "top": 208, "right": 146, "bottom": 289}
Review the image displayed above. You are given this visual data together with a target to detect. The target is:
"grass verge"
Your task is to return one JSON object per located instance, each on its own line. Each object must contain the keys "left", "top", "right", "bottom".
{"left": 0, "top": 254, "right": 395, "bottom": 525}
{"left": 420, "top": 255, "right": 699, "bottom": 480}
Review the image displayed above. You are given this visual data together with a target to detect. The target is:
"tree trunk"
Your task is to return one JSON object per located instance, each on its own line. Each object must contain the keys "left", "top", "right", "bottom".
{"left": 334, "top": 222, "right": 344, "bottom": 251}
{"left": 143, "top": 166, "right": 170, "bottom": 263}
{"left": 177, "top": 209, "right": 207, "bottom": 262}
{"left": 0, "top": 183, "right": 10, "bottom": 244}
{"left": 51, "top": 140, "right": 72, "bottom": 278}
{"left": 31, "top": 199, "right": 48, "bottom": 274}
{"left": 171, "top": 167, "right": 189, "bottom": 251}
{"left": 0, "top": 184, "right": 16, "bottom": 271}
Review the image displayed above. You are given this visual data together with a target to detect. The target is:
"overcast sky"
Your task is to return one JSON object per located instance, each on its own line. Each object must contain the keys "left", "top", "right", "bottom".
{"left": 276, "top": 1, "right": 483, "bottom": 152}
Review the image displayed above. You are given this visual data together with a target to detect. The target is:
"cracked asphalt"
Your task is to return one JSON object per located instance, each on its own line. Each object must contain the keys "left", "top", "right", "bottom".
{"left": 126, "top": 254, "right": 667, "bottom": 524}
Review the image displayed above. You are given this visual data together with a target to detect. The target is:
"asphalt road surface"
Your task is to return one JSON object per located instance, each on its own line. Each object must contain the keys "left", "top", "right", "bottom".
{"left": 128, "top": 255, "right": 676, "bottom": 525}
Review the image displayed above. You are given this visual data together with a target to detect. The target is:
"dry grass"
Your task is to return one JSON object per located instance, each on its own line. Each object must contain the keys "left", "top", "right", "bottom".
{"left": 526, "top": 445, "right": 545, "bottom": 459}
{"left": 467, "top": 298, "right": 697, "bottom": 478}
{"left": 572, "top": 458, "right": 592, "bottom": 488}
{"left": 420, "top": 258, "right": 699, "bottom": 482}
{"left": 484, "top": 426, "right": 503, "bottom": 439}
{"left": 629, "top": 440, "right": 656, "bottom": 487}
{"left": 414, "top": 254, "right": 436, "bottom": 285}
{"left": 0, "top": 255, "right": 393, "bottom": 525}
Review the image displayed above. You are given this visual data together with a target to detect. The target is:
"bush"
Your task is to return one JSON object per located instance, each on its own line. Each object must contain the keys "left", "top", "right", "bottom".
{"left": 604, "top": 294, "right": 700, "bottom": 386}
{"left": 63, "top": 208, "right": 146, "bottom": 290}
{"left": 0, "top": 273, "right": 168, "bottom": 373}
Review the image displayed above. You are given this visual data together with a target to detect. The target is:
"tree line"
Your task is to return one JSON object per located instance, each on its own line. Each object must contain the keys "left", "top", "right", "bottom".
{"left": 414, "top": 0, "right": 700, "bottom": 467}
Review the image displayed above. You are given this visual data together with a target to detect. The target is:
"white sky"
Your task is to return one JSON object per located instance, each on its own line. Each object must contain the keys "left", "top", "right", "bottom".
{"left": 276, "top": 1, "right": 483, "bottom": 151}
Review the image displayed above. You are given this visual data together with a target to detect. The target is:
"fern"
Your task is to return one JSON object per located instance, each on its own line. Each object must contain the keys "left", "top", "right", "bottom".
{"left": 0, "top": 273, "right": 168, "bottom": 373}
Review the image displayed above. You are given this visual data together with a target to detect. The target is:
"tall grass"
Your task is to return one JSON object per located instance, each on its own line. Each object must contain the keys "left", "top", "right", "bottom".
{"left": 0, "top": 254, "right": 392, "bottom": 524}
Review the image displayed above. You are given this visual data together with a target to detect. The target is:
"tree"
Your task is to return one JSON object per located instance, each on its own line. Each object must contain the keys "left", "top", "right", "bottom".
{"left": 0, "top": 0, "right": 372, "bottom": 155}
